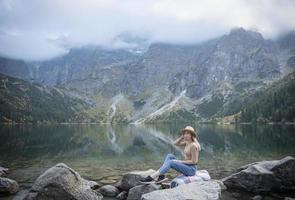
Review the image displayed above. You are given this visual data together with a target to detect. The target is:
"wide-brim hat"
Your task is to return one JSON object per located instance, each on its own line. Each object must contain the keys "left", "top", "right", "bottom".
{"left": 181, "top": 126, "right": 197, "bottom": 138}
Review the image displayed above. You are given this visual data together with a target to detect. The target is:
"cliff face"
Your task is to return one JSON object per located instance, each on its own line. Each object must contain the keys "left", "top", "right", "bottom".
{"left": 1, "top": 28, "right": 294, "bottom": 123}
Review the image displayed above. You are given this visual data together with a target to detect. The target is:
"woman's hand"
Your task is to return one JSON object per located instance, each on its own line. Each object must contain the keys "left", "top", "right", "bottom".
{"left": 173, "top": 135, "right": 185, "bottom": 147}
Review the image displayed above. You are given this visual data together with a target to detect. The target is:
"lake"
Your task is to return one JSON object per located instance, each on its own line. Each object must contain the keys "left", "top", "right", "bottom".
{"left": 0, "top": 123, "right": 295, "bottom": 192}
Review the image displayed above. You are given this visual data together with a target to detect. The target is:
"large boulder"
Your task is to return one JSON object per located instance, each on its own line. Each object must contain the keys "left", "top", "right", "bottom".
{"left": 0, "top": 177, "right": 19, "bottom": 194}
{"left": 24, "top": 163, "right": 103, "bottom": 200}
{"left": 222, "top": 156, "right": 295, "bottom": 193}
{"left": 141, "top": 180, "right": 221, "bottom": 200}
{"left": 127, "top": 183, "right": 160, "bottom": 200}
{"left": 118, "top": 169, "right": 156, "bottom": 191}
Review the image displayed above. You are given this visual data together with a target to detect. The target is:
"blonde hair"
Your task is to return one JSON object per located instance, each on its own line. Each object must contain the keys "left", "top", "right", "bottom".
{"left": 193, "top": 128, "right": 199, "bottom": 141}
{"left": 193, "top": 130, "right": 201, "bottom": 151}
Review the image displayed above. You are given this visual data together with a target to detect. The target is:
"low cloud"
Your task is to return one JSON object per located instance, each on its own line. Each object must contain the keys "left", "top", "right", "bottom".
{"left": 0, "top": 0, "right": 295, "bottom": 61}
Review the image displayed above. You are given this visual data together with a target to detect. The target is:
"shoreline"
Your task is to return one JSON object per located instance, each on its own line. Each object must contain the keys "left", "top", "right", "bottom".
{"left": 1, "top": 121, "right": 295, "bottom": 125}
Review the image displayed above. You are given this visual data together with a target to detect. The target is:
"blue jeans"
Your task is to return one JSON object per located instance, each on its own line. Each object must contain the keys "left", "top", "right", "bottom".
{"left": 159, "top": 153, "right": 197, "bottom": 176}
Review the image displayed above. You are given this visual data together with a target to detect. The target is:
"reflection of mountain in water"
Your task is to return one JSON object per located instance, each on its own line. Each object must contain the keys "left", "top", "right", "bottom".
{"left": 106, "top": 125, "right": 123, "bottom": 154}
{"left": 0, "top": 124, "right": 294, "bottom": 164}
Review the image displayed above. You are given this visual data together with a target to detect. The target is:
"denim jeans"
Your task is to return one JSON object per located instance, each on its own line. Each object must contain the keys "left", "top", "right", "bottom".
{"left": 159, "top": 153, "right": 197, "bottom": 176}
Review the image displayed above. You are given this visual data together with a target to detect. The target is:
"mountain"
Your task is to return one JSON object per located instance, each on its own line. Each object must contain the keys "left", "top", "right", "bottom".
{"left": 128, "top": 28, "right": 281, "bottom": 120}
{"left": 0, "top": 73, "right": 94, "bottom": 123}
{"left": 0, "top": 28, "right": 294, "bottom": 123}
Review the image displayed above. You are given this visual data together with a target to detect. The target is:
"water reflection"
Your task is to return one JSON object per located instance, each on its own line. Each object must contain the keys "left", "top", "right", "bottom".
{"left": 0, "top": 123, "right": 294, "bottom": 188}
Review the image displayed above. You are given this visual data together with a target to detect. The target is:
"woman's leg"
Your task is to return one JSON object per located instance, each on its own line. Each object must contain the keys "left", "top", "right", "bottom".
{"left": 158, "top": 154, "right": 176, "bottom": 175}
{"left": 163, "top": 153, "right": 176, "bottom": 163}
{"left": 150, "top": 154, "right": 176, "bottom": 179}
{"left": 159, "top": 160, "right": 196, "bottom": 176}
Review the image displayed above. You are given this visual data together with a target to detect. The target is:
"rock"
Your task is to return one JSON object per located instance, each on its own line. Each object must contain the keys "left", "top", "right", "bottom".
{"left": 215, "top": 179, "right": 227, "bottom": 191}
{"left": 141, "top": 180, "right": 221, "bottom": 200}
{"left": 88, "top": 180, "right": 102, "bottom": 190}
{"left": 231, "top": 192, "right": 241, "bottom": 198}
{"left": 251, "top": 195, "right": 263, "bottom": 200}
{"left": 24, "top": 163, "right": 103, "bottom": 200}
{"left": 0, "top": 166, "right": 8, "bottom": 177}
{"left": 97, "top": 184, "right": 120, "bottom": 197}
{"left": 114, "top": 179, "right": 122, "bottom": 188}
{"left": 222, "top": 156, "right": 295, "bottom": 193}
{"left": 161, "top": 182, "right": 170, "bottom": 189}
{"left": 0, "top": 177, "right": 19, "bottom": 194}
{"left": 116, "top": 191, "right": 128, "bottom": 200}
{"left": 118, "top": 169, "right": 156, "bottom": 191}
{"left": 127, "top": 183, "right": 160, "bottom": 200}
{"left": 12, "top": 189, "right": 30, "bottom": 200}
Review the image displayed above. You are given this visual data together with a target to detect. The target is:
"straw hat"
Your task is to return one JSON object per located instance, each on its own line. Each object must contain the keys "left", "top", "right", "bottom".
{"left": 181, "top": 126, "right": 197, "bottom": 138}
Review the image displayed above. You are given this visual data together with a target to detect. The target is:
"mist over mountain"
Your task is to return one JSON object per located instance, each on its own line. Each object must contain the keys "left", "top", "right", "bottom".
{"left": 1, "top": 0, "right": 295, "bottom": 61}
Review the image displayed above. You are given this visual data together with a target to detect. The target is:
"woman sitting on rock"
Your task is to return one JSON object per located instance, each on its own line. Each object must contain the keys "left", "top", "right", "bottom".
{"left": 140, "top": 126, "right": 201, "bottom": 184}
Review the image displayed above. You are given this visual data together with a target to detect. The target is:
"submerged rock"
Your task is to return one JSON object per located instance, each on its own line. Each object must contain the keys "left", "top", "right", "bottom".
{"left": 0, "top": 177, "right": 19, "bottom": 194}
{"left": 118, "top": 169, "right": 156, "bottom": 191}
{"left": 222, "top": 156, "right": 295, "bottom": 193}
{"left": 141, "top": 180, "right": 221, "bottom": 200}
{"left": 24, "top": 163, "right": 103, "bottom": 200}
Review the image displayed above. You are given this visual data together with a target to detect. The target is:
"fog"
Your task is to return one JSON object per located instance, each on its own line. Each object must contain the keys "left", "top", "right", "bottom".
{"left": 0, "top": 0, "right": 295, "bottom": 61}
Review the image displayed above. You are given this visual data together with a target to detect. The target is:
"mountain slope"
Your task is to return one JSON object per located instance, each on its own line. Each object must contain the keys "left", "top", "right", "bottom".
{"left": 0, "top": 73, "right": 93, "bottom": 123}
{"left": 239, "top": 71, "right": 295, "bottom": 123}
{"left": 0, "top": 57, "right": 31, "bottom": 80}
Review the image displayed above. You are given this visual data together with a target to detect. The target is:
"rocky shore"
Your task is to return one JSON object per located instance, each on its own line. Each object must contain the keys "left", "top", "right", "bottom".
{"left": 1, "top": 156, "right": 294, "bottom": 200}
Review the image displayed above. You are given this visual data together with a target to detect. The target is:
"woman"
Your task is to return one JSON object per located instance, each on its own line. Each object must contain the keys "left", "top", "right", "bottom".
{"left": 140, "top": 126, "right": 201, "bottom": 184}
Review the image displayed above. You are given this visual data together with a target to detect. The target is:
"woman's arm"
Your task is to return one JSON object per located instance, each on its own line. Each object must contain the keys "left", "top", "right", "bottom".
{"left": 173, "top": 135, "right": 185, "bottom": 147}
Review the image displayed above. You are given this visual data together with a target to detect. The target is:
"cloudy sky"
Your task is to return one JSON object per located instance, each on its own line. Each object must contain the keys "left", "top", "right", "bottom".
{"left": 0, "top": 0, "right": 295, "bottom": 61}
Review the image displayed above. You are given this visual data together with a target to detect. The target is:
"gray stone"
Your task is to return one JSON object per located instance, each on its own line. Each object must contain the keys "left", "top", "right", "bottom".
{"left": 116, "top": 191, "right": 128, "bottom": 200}
{"left": 127, "top": 184, "right": 160, "bottom": 200}
{"left": 161, "top": 182, "right": 170, "bottom": 189}
{"left": 141, "top": 180, "right": 221, "bottom": 200}
{"left": 11, "top": 189, "right": 30, "bottom": 200}
{"left": 88, "top": 180, "right": 102, "bottom": 190}
{"left": 98, "top": 184, "right": 120, "bottom": 197}
{"left": 0, "top": 166, "right": 8, "bottom": 177}
{"left": 214, "top": 179, "right": 227, "bottom": 191}
{"left": 118, "top": 169, "right": 156, "bottom": 191}
{"left": 0, "top": 177, "right": 19, "bottom": 194}
{"left": 222, "top": 156, "right": 295, "bottom": 193}
{"left": 24, "top": 163, "right": 103, "bottom": 200}
{"left": 114, "top": 179, "right": 122, "bottom": 188}
{"left": 251, "top": 195, "right": 263, "bottom": 200}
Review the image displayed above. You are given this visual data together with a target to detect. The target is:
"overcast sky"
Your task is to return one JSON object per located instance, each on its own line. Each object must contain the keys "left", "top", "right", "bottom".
{"left": 0, "top": 0, "right": 295, "bottom": 61}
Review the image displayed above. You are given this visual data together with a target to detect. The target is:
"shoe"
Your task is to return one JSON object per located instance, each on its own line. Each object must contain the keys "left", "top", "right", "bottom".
{"left": 140, "top": 175, "right": 155, "bottom": 184}
{"left": 155, "top": 175, "right": 168, "bottom": 184}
